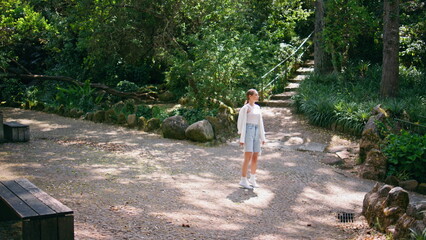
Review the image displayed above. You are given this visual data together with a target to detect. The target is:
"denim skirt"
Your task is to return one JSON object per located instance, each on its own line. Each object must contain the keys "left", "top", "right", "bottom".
{"left": 244, "top": 123, "right": 261, "bottom": 153}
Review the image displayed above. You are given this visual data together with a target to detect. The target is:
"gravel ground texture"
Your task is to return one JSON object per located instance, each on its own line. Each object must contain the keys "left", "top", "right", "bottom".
{"left": 1, "top": 106, "right": 424, "bottom": 240}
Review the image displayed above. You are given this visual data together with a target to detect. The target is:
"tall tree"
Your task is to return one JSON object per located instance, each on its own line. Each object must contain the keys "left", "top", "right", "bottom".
{"left": 380, "top": 0, "right": 400, "bottom": 98}
{"left": 314, "top": 0, "right": 332, "bottom": 74}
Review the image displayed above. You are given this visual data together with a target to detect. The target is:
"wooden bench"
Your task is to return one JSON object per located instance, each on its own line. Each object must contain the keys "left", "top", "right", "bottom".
{"left": 0, "top": 179, "right": 74, "bottom": 240}
{"left": 3, "top": 121, "right": 30, "bottom": 142}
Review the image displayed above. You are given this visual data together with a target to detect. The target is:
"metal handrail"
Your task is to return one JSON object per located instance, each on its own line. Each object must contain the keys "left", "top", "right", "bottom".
{"left": 260, "top": 31, "right": 314, "bottom": 97}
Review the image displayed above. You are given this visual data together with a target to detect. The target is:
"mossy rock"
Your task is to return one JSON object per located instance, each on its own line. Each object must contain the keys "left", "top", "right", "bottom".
{"left": 84, "top": 112, "right": 94, "bottom": 121}
{"left": 93, "top": 110, "right": 106, "bottom": 123}
{"left": 127, "top": 114, "right": 138, "bottom": 128}
{"left": 56, "top": 105, "right": 65, "bottom": 116}
{"left": 112, "top": 101, "right": 125, "bottom": 113}
{"left": 162, "top": 116, "right": 188, "bottom": 140}
{"left": 32, "top": 102, "right": 45, "bottom": 111}
{"left": 138, "top": 116, "right": 147, "bottom": 130}
{"left": 69, "top": 108, "right": 82, "bottom": 118}
{"left": 158, "top": 91, "right": 175, "bottom": 102}
{"left": 185, "top": 120, "right": 214, "bottom": 142}
{"left": 105, "top": 109, "right": 117, "bottom": 124}
{"left": 146, "top": 118, "right": 161, "bottom": 132}
{"left": 117, "top": 113, "right": 127, "bottom": 125}
{"left": 43, "top": 105, "right": 56, "bottom": 113}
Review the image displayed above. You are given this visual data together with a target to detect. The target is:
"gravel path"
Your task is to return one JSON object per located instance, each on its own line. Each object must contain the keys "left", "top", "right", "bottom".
{"left": 0, "top": 107, "right": 392, "bottom": 239}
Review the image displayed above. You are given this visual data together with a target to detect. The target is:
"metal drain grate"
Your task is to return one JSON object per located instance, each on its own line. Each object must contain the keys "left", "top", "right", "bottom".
{"left": 337, "top": 212, "right": 354, "bottom": 223}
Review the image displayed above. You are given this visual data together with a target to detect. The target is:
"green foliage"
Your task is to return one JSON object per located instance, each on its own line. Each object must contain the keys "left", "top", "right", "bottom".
{"left": 400, "top": 1, "right": 426, "bottom": 69}
{"left": 0, "top": 78, "right": 25, "bottom": 105}
{"left": 294, "top": 62, "right": 426, "bottom": 136}
{"left": 151, "top": 106, "right": 169, "bottom": 122}
{"left": 116, "top": 81, "right": 139, "bottom": 93}
{"left": 0, "top": 0, "right": 53, "bottom": 73}
{"left": 165, "top": 0, "right": 312, "bottom": 108}
{"left": 323, "top": 0, "right": 378, "bottom": 71}
{"left": 135, "top": 105, "right": 152, "bottom": 119}
{"left": 410, "top": 226, "right": 426, "bottom": 240}
{"left": 55, "top": 80, "right": 104, "bottom": 112}
{"left": 171, "top": 107, "right": 218, "bottom": 125}
{"left": 383, "top": 130, "right": 426, "bottom": 183}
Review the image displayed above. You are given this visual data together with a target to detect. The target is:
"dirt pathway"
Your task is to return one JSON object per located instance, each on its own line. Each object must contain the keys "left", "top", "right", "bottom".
{"left": 0, "top": 106, "right": 393, "bottom": 239}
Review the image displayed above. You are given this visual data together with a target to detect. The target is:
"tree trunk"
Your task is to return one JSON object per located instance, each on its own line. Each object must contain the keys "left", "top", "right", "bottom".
{"left": 380, "top": 0, "right": 400, "bottom": 98}
{"left": 314, "top": 0, "right": 333, "bottom": 74}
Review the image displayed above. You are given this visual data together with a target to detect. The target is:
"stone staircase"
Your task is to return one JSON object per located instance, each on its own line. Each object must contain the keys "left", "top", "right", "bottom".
{"left": 259, "top": 59, "right": 314, "bottom": 108}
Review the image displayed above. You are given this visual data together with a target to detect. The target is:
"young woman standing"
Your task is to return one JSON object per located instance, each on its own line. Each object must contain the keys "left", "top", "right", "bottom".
{"left": 237, "top": 89, "right": 266, "bottom": 189}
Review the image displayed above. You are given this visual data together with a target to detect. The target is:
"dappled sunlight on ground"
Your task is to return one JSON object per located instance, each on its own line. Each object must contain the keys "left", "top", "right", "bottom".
{"left": 0, "top": 107, "right": 392, "bottom": 239}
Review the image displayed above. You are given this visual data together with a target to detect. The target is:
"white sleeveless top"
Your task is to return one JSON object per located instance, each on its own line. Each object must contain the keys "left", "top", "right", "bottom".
{"left": 246, "top": 104, "right": 261, "bottom": 125}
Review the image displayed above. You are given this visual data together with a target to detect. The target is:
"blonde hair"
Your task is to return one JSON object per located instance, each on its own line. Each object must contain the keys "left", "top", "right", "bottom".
{"left": 245, "top": 89, "right": 258, "bottom": 104}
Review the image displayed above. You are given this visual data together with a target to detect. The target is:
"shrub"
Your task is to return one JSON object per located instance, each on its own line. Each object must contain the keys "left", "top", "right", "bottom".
{"left": 382, "top": 130, "right": 426, "bottom": 183}
{"left": 294, "top": 62, "right": 426, "bottom": 136}
{"left": 171, "top": 107, "right": 218, "bottom": 125}
{"left": 116, "top": 80, "right": 139, "bottom": 93}
{"left": 55, "top": 80, "right": 104, "bottom": 112}
{"left": 135, "top": 104, "right": 152, "bottom": 119}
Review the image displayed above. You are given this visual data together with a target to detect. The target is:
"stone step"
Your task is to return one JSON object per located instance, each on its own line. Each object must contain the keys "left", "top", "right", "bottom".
{"left": 258, "top": 99, "right": 294, "bottom": 108}
{"left": 288, "top": 75, "right": 307, "bottom": 83}
{"left": 285, "top": 83, "right": 300, "bottom": 91}
{"left": 302, "top": 59, "right": 314, "bottom": 67}
{"left": 270, "top": 92, "right": 296, "bottom": 100}
{"left": 295, "top": 67, "right": 314, "bottom": 75}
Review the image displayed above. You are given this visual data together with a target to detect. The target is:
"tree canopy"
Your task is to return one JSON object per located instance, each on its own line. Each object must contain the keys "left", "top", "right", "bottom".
{"left": 1, "top": 0, "right": 425, "bottom": 108}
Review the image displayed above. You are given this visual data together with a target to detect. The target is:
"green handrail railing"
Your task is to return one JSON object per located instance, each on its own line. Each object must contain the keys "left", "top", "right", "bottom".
{"left": 259, "top": 31, "right": 313, "bottom": 101}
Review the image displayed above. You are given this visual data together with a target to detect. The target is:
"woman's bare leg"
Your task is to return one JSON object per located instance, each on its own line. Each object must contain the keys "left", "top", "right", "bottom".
{"left": 250, "top": 152, "right": 259, "bottom": 175}
{"left": 242, "top": 152, "right": 253, "bottom": 177}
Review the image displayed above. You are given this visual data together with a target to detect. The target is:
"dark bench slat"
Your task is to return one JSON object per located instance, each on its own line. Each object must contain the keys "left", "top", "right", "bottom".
{"left": 0, "top": 183, "right": 38, "bottom": 219}
{"left": 2, "top": 180, "right": 56, "bottom": 217}
{"left": 16, "top": 179, "right": 73, "bottom": 215}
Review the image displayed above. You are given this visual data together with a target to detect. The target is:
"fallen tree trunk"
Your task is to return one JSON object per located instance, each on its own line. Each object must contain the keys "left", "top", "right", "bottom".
{"left": 1, "top": 73, "right": 156, "bottom": 101}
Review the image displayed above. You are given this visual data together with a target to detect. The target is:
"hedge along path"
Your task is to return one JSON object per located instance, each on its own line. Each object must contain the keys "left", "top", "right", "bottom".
{"left": 0, "top": 106, "right": 400, "bottom": 240}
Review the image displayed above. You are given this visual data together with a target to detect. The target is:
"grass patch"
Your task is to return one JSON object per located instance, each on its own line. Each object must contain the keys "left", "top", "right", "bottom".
{"left": 293, "top": 63, "right": 426, "bottom": 136}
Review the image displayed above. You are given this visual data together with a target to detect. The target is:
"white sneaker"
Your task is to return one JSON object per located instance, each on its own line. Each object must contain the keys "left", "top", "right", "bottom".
{"left": 239, "top": 177, "right": 253, "bottom": 189}
{"left": 248, "top": 175, "right": 259, "bottom": 188}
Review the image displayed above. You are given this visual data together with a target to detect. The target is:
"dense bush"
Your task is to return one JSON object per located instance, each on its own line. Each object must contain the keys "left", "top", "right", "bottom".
{"left": 55, "top": 80, "right": 104, "bottom": 112}
{"left": 294, "top": 62, "right": 426, "bottom": 135}
{"left": 170, "top": 107, "right": 218, "bottom": 125}
{"left": 383, "top": 130, "right": 426, "bottom": 183}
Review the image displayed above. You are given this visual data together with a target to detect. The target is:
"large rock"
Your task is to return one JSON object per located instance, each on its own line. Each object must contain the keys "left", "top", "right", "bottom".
{"left": 394, "top": 203, "right": 426, "bottom": 239}
{"left": 162, "top": 116, "right": 189, "bottom": 140}
{"left": 185, "top": 120, "right": 214, "bottom": 142}
{"left": 358, "top": 105, "right": 389, "bottom": 181}
{"left": 399, "top": 179, "right": 419, "bottom": 192}
{"left": 359, "top": 105, "right": 388, "bottom": 161}
{"left": 363, "top": 183, "right": 409, "bottom": 232}
{"left": 205, "top": 104, "right": 237, "bottom": 142}
{"left": 359, "top": 149, "right": 387, "bottom": 180}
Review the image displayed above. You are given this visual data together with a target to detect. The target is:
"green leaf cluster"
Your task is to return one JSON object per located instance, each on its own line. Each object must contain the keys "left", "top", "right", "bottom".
{"left": 383, "top": 130, "right": 426, "bottom": 183}
{"left": 294, "top": 61, "right": 426, "bottom": 136}
{"left": 164, "top": 0, "right": 312, "bottom": 108}
{"left": 55, "top": 80, "right": 104, "bottom": 112}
